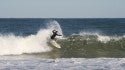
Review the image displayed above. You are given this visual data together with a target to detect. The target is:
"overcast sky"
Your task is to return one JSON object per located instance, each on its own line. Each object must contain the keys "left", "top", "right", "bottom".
{"left": 0, "top": 0, "right": 125, "bottom": 18}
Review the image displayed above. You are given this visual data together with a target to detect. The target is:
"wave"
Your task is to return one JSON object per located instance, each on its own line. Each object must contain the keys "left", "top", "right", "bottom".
{"left": 0, "top": 20, "right": 63, "bottom": 55}
{"left": 56, "top": 32, "right": 125, "bottom": 58}
{"left": 73, "top": 31, "right": 124, "bottom": 43}
{"left": 1, "top": 20, "right": 125, "bottom": 57}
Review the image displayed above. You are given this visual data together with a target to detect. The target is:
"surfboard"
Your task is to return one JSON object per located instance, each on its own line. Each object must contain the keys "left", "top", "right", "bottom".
{"left": 49, "top": 40, "right": 61, "bottom": 48}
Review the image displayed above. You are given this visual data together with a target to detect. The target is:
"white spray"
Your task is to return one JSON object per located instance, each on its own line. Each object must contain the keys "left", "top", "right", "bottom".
{"left": 46, "top": 20, "right": 63, "bottom": 39}
{"left": 0, "top": 20, "right": 63, "bottom": 55}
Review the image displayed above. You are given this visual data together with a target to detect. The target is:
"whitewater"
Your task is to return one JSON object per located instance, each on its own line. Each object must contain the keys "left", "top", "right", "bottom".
{"left": 0, "top": 58, "right": 125, "bottom": 70}
{"left": 0, "top": 20, "right": 63, "bottom": 55}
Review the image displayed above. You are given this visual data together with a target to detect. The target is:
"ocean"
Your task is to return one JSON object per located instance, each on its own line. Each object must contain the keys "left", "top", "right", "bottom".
{"left": 0, "top": 18, "right": 125, "bottom": 70}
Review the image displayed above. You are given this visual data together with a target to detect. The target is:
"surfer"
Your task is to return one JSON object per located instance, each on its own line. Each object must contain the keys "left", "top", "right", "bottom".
{"left": 51, "top": 30, "right": 62, "bottom": 40}
{"left": 49, "top": 30, "right": 62, "bottom": 48}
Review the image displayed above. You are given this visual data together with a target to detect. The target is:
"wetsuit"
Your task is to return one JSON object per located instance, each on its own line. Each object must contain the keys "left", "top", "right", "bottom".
{"left": 51, "top": 30, "right": 61, "bottom": 40}
{"left": 51, "top": 33, "right": 58, "bottom": 40}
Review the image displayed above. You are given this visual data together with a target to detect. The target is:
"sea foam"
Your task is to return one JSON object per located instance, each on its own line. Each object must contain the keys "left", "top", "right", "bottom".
{"left": 0, "top": 20, "right": 63, "bottom": 55}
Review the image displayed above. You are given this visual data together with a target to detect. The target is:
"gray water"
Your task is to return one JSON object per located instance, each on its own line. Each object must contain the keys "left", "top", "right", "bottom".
{"left": 0, "top": 58, "right": 125, "bottom": 70}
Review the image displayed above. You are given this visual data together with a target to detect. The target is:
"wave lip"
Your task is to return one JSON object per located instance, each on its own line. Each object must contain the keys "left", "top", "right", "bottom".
{"left": 78, "top": 31, "right": 124, "bottom": 43}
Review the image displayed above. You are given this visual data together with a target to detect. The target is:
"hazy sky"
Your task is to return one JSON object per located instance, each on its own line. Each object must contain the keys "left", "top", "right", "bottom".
{"left": 0, "top": 0, "right": 125, "bottom": 18}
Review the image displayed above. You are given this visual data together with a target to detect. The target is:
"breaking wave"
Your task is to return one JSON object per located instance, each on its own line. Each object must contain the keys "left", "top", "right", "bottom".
{"left": 78, "top": 31, "right": 123, "bottom": 43}
{"left": 0, "top": 20, "right": 63, "bottom": 55}
{"left": 56, "top": 31, "right": 125, "bottom": 58}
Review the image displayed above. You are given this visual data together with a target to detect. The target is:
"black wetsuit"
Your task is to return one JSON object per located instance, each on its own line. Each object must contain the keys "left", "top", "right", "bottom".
{"left": 51, "top": 33, "right": 58, "bottom": 40}
{"left": 51, "top": 30, "right": 61, "bottom": 40}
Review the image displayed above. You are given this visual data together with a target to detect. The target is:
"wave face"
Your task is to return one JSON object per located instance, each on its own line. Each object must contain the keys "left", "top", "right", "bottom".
{"left": 0, "top": 20, "right": 63, "bottom": 55}
{"left": 57, "top": 32, "right": 125, "bottom": 58}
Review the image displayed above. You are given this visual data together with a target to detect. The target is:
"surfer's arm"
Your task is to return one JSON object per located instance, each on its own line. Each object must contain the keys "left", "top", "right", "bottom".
{"left": 57, "top": 34, "right": 62, "bottom": 36}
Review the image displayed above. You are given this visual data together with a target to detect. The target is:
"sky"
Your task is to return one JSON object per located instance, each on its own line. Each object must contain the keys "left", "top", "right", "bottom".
{"left": 0, "top": 0, "right": 125, "bottom": 18}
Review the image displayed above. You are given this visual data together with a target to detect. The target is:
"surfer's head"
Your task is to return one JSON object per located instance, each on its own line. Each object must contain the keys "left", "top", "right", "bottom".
{"left": 53, "top": 30, "right": 58, "bottom": 33}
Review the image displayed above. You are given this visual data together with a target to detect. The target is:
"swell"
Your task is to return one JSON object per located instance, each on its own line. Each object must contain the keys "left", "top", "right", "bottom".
{"left": 57, "top": 33, "right": 125, "bottom": 58}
